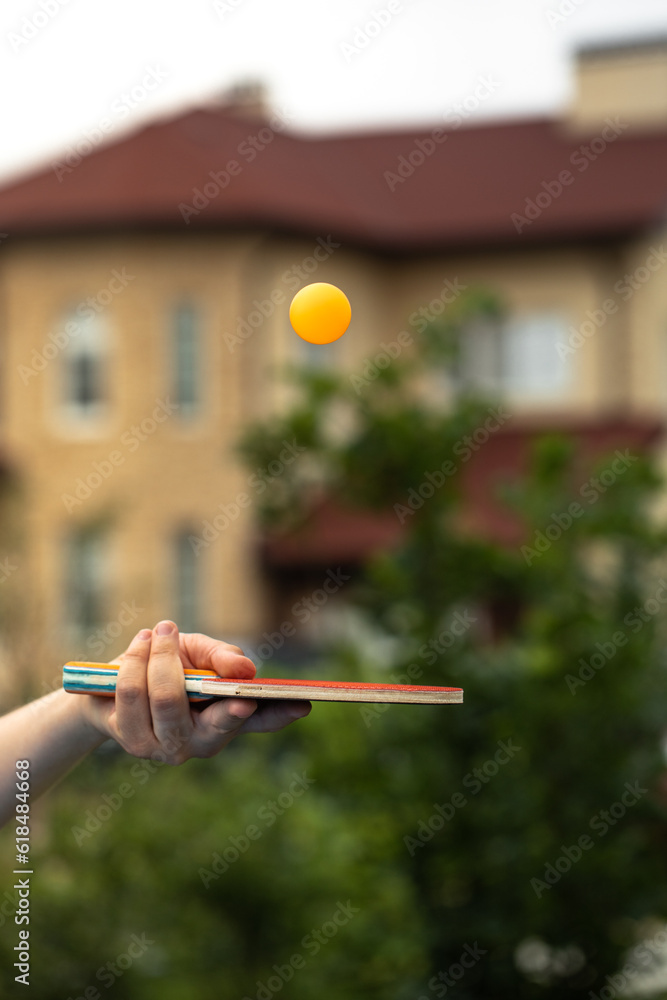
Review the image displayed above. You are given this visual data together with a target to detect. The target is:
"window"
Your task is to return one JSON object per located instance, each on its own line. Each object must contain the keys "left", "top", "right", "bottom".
{"left": 60, "top": 310, "right": 109, "bottom": 420}
{"left": 172, "top": 302, "right": 200, "bottom": 416}
{"left": 294, "top": 326, "right": 342, "bottom": 371}
{"left": 457, "top": 312, "right": 572, "bottom": 400}
{"left": 174, "top": 529, "right": 199, "bottom": 633}
{"left": 64, "top": 526, "right": 107, "bottom": 639}
{"left": 502, "top": 314, "right": 572, "bottom": 397}
{"left": 457, "top": 316, "right": 503, "bottom": 394}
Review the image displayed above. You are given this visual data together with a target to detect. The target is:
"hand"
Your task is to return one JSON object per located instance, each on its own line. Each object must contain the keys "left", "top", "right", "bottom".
{"left": 80, "top": 620, "right": 311, "bottom": 764}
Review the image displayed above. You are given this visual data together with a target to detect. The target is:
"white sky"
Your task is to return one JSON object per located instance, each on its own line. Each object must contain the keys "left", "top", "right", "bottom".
{"left": 0, "top": 0, "right": 666, "bottom": 182}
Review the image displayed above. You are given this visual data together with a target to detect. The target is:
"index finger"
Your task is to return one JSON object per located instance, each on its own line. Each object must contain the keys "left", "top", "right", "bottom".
{"left": 178, "top": 631, "right": 257, "bottom": 679}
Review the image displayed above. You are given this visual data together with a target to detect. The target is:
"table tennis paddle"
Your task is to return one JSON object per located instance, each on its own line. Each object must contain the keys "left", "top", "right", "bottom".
{"left": 62, "top": 661, "right": 463, "bottom": 705}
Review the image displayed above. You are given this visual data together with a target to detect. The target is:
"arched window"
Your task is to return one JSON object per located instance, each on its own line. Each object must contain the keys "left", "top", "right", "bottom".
{"left": 60, "top": 308, "right": 109, "bottom": 420}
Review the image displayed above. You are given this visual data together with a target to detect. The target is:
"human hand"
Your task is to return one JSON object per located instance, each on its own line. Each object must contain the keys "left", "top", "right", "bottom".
{"left": 79, "top": 620, "right": 311, "bottom": 763}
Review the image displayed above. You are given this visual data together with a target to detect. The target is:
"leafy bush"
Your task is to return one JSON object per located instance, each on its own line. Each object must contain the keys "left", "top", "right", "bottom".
{"left": 2, "top": 295, "right": 667, "bottom": 999}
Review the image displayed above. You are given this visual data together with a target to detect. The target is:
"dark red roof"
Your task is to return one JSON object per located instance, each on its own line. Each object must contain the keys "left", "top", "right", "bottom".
{"left": 458, "top": 414, "right": 664, "bottom": 545}
{"left": 262, "top": 497, "right": 403, "bottom": 567}
{"left": 262, "top": 417, "right": 664, "bottom": 566}
{"left": 2, "top": 105, "right": 667, "bottom": 251}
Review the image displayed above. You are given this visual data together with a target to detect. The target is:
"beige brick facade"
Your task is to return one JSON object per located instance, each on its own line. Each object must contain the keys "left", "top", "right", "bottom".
{"left": 2, "top": 38, "right": 667, "bottom": 692}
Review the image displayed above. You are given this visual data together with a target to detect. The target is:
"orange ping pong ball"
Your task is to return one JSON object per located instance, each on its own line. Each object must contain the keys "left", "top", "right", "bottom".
{"left": 289, "top": 282, "right": 351, "bottom": 345}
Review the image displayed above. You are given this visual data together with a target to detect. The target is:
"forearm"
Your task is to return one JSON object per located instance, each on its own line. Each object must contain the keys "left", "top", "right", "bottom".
{"left": 0, "top": 688, "right": 107, "bottom": 828}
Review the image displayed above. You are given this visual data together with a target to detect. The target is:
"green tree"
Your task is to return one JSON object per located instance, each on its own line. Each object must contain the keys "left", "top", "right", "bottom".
{"left": 237, "top": 290, "right": 667, "bottom": 998}
{"left": 2, "top": 290, "right": 667, "bottom": 999}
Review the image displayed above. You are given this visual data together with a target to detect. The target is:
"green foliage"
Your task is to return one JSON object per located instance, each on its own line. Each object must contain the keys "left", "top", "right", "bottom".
{"left": 2, "top": 292, "right": 667, "bottom": 998}
{"left": 0, "top": 722, "right": 430, "bottom": 999}
{"left": 237, "top": 296, "right": 667, "bottom": 997}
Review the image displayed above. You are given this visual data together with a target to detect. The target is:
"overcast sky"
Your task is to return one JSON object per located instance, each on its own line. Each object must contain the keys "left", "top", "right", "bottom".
{"left": 1, "top": 0, "right": 666, "bottom": 182}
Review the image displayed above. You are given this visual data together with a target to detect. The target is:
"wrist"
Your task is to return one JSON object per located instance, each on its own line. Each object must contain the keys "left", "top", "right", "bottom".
{"left": 65, "top": 690, "right": 109, "bottom": 751}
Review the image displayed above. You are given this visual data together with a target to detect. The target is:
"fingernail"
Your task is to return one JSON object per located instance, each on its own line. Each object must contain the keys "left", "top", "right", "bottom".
{"left": 136, "top": 629, "right": 152, "bottom": 641}
{"left": 155, "top": 620, "right": 175, "bottom": 636}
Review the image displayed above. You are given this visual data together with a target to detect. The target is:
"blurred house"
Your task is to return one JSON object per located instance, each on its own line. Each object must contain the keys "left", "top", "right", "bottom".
{"left": 0, "top": 37, "right": 666, "bottom": 678}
